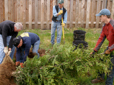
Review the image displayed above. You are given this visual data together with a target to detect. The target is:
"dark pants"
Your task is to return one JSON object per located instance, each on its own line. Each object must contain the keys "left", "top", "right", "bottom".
{"left": 98, "top": 49, "right": 114, "bottom": 85}
{"left": 105, "top": 53, "right": 114, "bottom": 85}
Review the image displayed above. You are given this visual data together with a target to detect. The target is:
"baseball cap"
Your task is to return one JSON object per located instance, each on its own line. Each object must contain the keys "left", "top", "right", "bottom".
{"left": 13, "top": 36, "right": 21, "bottom": 47}
{"left": 58, "top": 0, "right": 64, "bottom": 4}
{"left": 96, "top": 9, "right": 111, "bottom": 16}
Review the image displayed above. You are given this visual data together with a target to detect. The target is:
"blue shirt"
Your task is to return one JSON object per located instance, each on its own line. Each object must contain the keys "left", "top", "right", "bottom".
{"left": 53, "top": 6, "right": 67, "bottom": 23}
{"left": 16, "top": 32, "right": 40, "bottom": 62}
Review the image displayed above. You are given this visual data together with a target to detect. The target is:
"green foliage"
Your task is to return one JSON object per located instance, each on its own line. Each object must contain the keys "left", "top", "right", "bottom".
{"left": 15, "top": 43, "right": 111, "bottom": 85}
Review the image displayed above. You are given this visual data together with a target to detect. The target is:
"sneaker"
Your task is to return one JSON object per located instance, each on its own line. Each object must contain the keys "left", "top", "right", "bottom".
{"left": 91, "top": 78, "right": 104, "bottom": 83}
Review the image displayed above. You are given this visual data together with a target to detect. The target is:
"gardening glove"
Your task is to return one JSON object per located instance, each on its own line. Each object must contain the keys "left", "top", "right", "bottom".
{"left": 90, "top": 51, "right": 96, "bottom": 58}
{"left": 105, "top": 49, "right": 111, "bottom": 55}
{"left": 4, "top": 47, "right": 8, "bottom": 54}
{"left": 62, "top": 23, "right": 65, "bottom": 27}
{"left": 58, "top": 10, "right": 63, "bottom": 15}
{"left": 8, "top": 51, "right": 11, "bottom": 56}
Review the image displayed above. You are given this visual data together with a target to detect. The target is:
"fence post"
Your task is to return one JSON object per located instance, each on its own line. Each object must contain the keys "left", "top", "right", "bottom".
{"left": 5, "top": 0, "right": 8, "bottom": 20}
{"left": 86, "top": 0, "right": 90, "bottom": 28}
{"left": 29, "top": 0, "right": 32, "bottom": 29}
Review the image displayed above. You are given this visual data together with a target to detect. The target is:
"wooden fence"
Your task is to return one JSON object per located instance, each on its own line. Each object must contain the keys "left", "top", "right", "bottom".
{"left": 0, "top": 0, "right": 114, "bottom": 29}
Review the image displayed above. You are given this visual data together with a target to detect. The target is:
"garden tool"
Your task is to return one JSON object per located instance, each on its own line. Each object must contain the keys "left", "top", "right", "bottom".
{"left": 61, "top": 18, "right": 65, "bottom": 43}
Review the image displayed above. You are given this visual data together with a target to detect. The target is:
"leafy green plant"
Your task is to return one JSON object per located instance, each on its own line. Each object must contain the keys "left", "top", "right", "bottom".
{"left": 15, "top": 43, "right": 111, "bottom": 85}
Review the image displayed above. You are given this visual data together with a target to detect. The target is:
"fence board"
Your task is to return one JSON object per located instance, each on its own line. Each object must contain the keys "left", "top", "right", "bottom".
{"left": 47, "top": 0, "right": 50, "bottom": 29}
{"left": 11, "top": 0, "right": 13, "bottom": 21}
{"left": 17, "top": 0, "right": 20, "bottom": 22}
{"left": 69, "top": 0, "right": 73, "bottom": 28}
{"left": 75, "top": 0, "right": 79, "bottom": 28}
{"left": 81, "top": 0, "right": 85, "bottom": 28}
{"left": 29, "top": 0, "right": 32, "bottom": 29}
{"left": 91, "top": 0, "right": 95, "bottom": 28}
{"left": 23, "top": 0, "right": 26, "bottom": 29}
{"left": 41, "top": 0, "right": 44, "bottom": 29}
{"left": 1, "top": 0, "right": 114, "bottom": 29}
{"left": 5, "top": 0, "right": 8, "bottom": 20}
{"left": 35, "top": 0, "right": 38, "bottom": 29}
{"left": 20, "top": 0, "right": 23, "bottom": 22}
{"left": 111, "top": 0, "right": 114, "bottom": 19}
{"left": 0, "top": 0, "right": 2, "bottom": 22}
{"left": 96, "top": 0, "right": 101, "bottom": 28}
{"left": 86, "top": 0, "right": 91, "bottom": 28}
{"left": 64, "top": 0, "right": 68, "bottom": 28}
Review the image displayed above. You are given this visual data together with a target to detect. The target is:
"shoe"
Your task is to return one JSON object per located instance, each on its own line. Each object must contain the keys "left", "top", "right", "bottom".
{"left": 16, "top": 61, "right": 20, "bottom": 67}
{"left": 91, "top": 78, "right": 104, "bottom": 83}
{"left": 20, "top": 63, "right": 24, "bottom": 68}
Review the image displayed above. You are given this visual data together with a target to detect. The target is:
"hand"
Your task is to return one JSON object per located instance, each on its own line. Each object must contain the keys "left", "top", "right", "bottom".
{"left": 58, "top": 10, "right": 63, "bottom": 15}
{"left": 8, "top": 51, "right": 11, "bottom": 56}
{"left": 105, "top": 49, "right": 111, "bottom": 54}
{"left": 62, "top": 23, "right": 65, "bottom": 27}
{"left": 4, "top": 47, "right": 8, "bottom": 54}
{"left": 90, "top": 51, "right": 96, "bottom": 58}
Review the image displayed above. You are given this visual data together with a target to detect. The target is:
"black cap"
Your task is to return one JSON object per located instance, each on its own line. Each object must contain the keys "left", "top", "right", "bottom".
{"left": 13, "top": 36, "right": 21, "bottom": 47}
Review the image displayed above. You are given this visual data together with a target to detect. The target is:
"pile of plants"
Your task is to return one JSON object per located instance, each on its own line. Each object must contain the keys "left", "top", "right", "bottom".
{"left": 15, "top": 43, "right": 111, "bottom": 85}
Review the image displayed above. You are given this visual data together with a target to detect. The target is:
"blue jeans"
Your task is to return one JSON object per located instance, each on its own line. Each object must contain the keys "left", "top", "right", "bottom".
{"left": 51, "top": 21, "right": 62, "bottom": 45}
{"left": 16, "top": 40, "right": 40, "bottom": 63}
{"left": 32, "top": 39, "right": 40, "bottom": 58}
{"left": 99, "top": 51, "right": 114, "bottom": 85}
{"left": 0, "top": 34, "right": 15, "bottom": 64}
{"left": 105, "top": 54, "right": 114, "bottom": 85}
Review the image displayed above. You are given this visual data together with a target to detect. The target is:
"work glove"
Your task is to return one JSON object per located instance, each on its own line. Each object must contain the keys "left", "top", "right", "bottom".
{"left": 104, "top": 49, "right": 111, "bottom": 55}
{"left": 90, "top": 51, "right": 96, "bottom": 58}
{"left": 58, "top": 10, "right": 63, "bottom": 15}
{"left": 8, "top": 51, "right": 11, "bottom": 56}
{"left": 4, "top": 47, "right": 8, "bottom": 54}
{"left": 62, "top": 23, "right": 65, "bottom": 27}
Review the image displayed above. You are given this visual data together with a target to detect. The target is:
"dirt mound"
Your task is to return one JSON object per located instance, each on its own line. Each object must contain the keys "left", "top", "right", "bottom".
{"left": 0, "top": 55, "right": 16, "bottom": 85}
{"left": 28, "top": 49, "right": 46, "bottom": 58}
{"left": 38, "top": 49, "right": 46, "bottom": 57}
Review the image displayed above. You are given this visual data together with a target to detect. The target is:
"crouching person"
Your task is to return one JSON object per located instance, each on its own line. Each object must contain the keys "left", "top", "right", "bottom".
{"left": 13, "top": 32, "right": 40, "bottom": 68}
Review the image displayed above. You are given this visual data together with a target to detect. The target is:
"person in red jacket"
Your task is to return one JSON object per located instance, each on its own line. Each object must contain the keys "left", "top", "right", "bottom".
{"left": 91, "top": 9, "right": 114, "bottom": 85}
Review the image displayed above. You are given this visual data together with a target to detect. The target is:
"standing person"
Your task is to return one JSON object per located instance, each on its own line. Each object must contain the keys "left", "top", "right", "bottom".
{"left": 91, "top": 9, "right": 114, "bottom": 85}
{"left": 13, "top": 32, "right": 40, "bottom": 68}
{"left": 51, "top": 0, "right": 67, "bottom": 45}
{"left": 0, "top": 20, "right": 23, "bottom": 64}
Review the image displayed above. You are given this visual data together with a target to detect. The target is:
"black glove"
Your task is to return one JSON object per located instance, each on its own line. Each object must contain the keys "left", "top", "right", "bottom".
{"left": 90, "top": 50, "right": 96, "bottom": 58}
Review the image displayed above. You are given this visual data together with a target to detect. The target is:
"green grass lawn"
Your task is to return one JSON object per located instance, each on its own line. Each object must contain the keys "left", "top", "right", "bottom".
{"left": 17, "top": 28, "right": 111, "bottom": 85}
{"left": 18, "top": 28, "right": 108, "bottom": 51}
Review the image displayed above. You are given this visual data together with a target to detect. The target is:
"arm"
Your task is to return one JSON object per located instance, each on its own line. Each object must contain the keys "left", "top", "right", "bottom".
{"left": 94, "top": 28, "right": 106, "bottom": 52}
{"left": 16, "top": 48, "right": 21, "bottom": 62}
{"left": 108, "top": 28, "right": 114, "bottom": 51}
{"left": 23, "top": 40, "right": 31, "bottom": 62}
{"left": 8, "top": 32, "right": 18, "bottom": 49}
{"left": 2, "top": 25, "right": 8, "bottom": 47}
{"left": 63, "top": 11, "right": 67, "bottom": 24}
{"left": 53, "top": 6, "right": 58, "bottom": 17}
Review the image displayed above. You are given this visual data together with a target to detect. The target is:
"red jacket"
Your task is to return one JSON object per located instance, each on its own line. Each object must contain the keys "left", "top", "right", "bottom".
{"left": 94, "top": 19, "right": 114, "bottom": 52}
